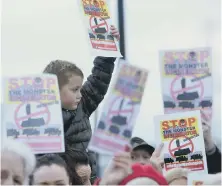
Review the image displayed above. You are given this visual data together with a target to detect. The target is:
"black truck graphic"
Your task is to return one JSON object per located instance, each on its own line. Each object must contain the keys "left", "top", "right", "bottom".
{"left": 94, "top": 17, "right": 106, "bottom": 40}
{"left": 98, "top": 120, "right": 106, "bottom": 130}
{"left": 190, "top": 153, "right": 203, "bottom": 160}
{"left": 7, "top": 129, "right": 19, "bottom": 137}
{"left": 174, "top": 139, "right": 191, "bottom": 162}
{"left": 164, "top": 101, "right": 176, "bottom": 108}
{"left": 164, "top": 157, "right": 174, "bottom": 164}
{"left": 89, "top": 33, "right": 96, "bottom": 39}
{"left": 177, "top": 78, "right": 199, "bottom": 101}
{"left": 23, "top": 128, "right": 40, "bottom": 136}
{"left": 44, "top": 128, "right": 61, "bottom": 136}
{"left": 179, "top": 101, "right": 195, "bottom": 109}
{"left": 199, "top": 100, "right": 212, "bottom": 108}
{"left": 21, "top": 104, "right": 45, "bottom": 127}
{"left": 108, "top": 99, "right": 132, "bottom": 139}
{"left": 107, "top": 35, "right": 114, "bottom": 41}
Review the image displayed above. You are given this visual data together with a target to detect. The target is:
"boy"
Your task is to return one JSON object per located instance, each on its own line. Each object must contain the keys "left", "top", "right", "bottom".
{"left": 130, "top": 137, "right": 155, "bottom": 165}
{"left": 43, "top": 25, "right": 120, "bottom": 183}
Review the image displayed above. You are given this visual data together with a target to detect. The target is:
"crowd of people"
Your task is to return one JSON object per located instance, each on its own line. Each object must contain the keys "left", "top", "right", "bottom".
{"left": 1, "top": 26, "right": 221, "bottom": 185}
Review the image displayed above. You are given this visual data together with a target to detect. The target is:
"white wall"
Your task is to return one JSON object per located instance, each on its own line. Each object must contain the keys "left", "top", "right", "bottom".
{"left": 1, "top": 0, "right": 221, "bottom": 150}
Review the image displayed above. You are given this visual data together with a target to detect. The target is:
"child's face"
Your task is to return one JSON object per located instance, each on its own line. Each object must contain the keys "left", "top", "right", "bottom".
{"left": 131, "top": 149, "right": 152, "bottom": 165}
{"left": 60, "top": 75, "right": 83, "bottom": 110}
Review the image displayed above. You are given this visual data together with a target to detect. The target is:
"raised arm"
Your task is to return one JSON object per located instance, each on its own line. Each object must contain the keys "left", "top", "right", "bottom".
{"left": 81, "top": 56, "right": 116, "bottom": 116}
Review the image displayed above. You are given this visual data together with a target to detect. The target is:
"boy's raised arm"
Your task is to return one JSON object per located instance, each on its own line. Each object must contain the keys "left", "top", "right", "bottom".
{"left": 81, "top": 56, "right": 116, "bottom": 116}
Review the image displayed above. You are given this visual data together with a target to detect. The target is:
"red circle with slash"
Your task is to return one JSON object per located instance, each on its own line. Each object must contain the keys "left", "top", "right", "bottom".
{"left": 170, "top": 75, "right": 204, "bottom": 103}
{"left": 89, "top": 15, "right": 108, "bottom": 35}
{"left": 169, "top": 136, "right": 194, "bottom": 158}
{"left": 14, "top": 102, "right": 50, "bottom": 129}
{"left": 107, "top": 96, "right": 134, "bottom": 126}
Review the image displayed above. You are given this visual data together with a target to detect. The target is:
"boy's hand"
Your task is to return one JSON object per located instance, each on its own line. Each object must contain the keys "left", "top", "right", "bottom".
{"left": 110, "top": 25, "right": 120, "bottom": 41}
{"left": 100, "top": 146, "right": 132, "bottom": 185}
{"left": 150, "top": 143, "right": 164, "bottom": 174}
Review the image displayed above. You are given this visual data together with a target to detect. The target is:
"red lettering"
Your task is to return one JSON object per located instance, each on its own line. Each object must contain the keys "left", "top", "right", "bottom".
{"left": 162, "top": 121, "right": 169, "bottom": 130}
{"left": 188, "top": 117, "right": 195, "bottom": 127}
{"left": 8, "top": 78, "right": 19, "bottom": 90}
{"left": 170, "top": 120, "right": 178, "bottom": 128}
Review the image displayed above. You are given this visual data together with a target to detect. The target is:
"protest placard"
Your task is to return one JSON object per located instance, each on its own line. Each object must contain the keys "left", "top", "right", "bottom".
{"left": 154, "top": 110, "right": 208, "bottom": 173}
{"left": 159, "top": 48, "right": 213, "bottom": 123}
{"left": 89, "top": 62, "right": 148, "bottom": 154}
{"left": 78, "top": 0, "right": 122, "bottom": 57}
{"left": 2, "top": 74, "right": 65, "bottom": 154}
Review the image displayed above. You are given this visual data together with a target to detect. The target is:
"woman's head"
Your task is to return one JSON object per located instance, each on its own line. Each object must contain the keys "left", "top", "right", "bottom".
{"left": 1, "top": 139, "right": 36, "bottom": 185}
{"left": 43, "top": 60, "right": 84, "bottom": 110}
{"left": 32, "top": 154, "right": 71, "bottom": 185}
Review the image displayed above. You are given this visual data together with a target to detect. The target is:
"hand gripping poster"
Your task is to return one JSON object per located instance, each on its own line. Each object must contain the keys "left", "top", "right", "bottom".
{"left": 78, "top": 0, "right": 122, "bottom": 57}
{"left": 89, "top": 62, "right": 148, "bottom": 154}
{"left": 2, "top": 74, "right": 65, "bottom": 154}
{"left": 159, "top": 48, "right": 213, "bottom": 123}
{"left": 154, "top": 110, "right": 208, "bottom": 173}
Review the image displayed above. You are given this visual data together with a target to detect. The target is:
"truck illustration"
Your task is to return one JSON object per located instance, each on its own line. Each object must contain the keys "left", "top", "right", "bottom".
{"left": 191, "top": 154, "right": 203, "bottom": 160}
{"left": 107, "top": 35, "right": 114, "bottom": 41}
{"left": 89, "top": 33, "right": 96, "bottom": 39}
{"left": 23, "top": 128, "right": 40, "bottom": 136}
{"left": 164, "top": 157, "right": 174, "bottom": 164}
{"left": 164, "top": 101, "right": 176, "bottom": 108}
{"left": 21, "top": 104, "right": 45, "bottom": 127}
{"left": 44, "top": 128, "right": 61, "bottom": 136}
{"left": 174, "top": 139, "right": 191, "bottom": 162}
{"left": 108, "top": 99, "right": 131, "bottom": 138}
{"left": 98, "top": 120, "right": 106, "bottom": 130}
{"left": 176, "top": 155, "right": 188, "bottom": 162}
{"left": 179, "top": 101, "right": 194, "bottom": 109}
{"left": 7, "top": 129, "right": 19, "bottom": 137}
{"left": 199, "top": 100, "right": 212, "bottom": 108}
{"left": 177, "top": 78, "right": 199, "bottom": 101}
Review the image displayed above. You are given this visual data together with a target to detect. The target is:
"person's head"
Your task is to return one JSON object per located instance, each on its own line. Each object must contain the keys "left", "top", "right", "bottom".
{"left": 1, "top": 139, "right": 36, "bottom": 185}
{"left": 32, "top": 154, "right": 71, "bottom": 185}
{"left": 130, "top": 137, "right": 155, "bottom": 165}
{"left": 165, "top": 168, "right": 189, "bottom": 185}
{"left": 43, "top": 60, "right": 84, "bottom": 110}
{"left": 62, "top": 148, "right": 91, "bottom": 185}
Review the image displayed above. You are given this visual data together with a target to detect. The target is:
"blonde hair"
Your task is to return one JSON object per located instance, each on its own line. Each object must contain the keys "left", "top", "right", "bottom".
{"left": 1, "top": 139, "right": 36, "bottom": 184}
{"left": 165, "top": 168, "right": 190, "bottom": 184}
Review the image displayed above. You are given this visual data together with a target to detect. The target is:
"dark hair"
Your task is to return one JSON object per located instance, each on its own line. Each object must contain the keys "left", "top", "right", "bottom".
{"left": 30, "top": 154, "right": 71, "bottom": 185}
{"left": 60, "top": 148, "right": 89, "bottom": 185}
{"left": 130, "top": 136, "right": 145, "bottom": 145}
{"left": 43, "top": 60, "right": 84, "bottom": 88}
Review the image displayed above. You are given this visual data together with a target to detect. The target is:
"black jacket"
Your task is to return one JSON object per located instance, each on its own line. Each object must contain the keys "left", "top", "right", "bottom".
{"left": 63, "top": 56, "right": 116, "bottom": 183}
{"left": 207, "top": 146, "right": 221, "bottom": 174}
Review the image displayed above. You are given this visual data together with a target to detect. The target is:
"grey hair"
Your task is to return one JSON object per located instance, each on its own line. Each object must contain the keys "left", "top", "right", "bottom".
{"left": 1, "top": 139, "right": 36, "bottom": 184}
